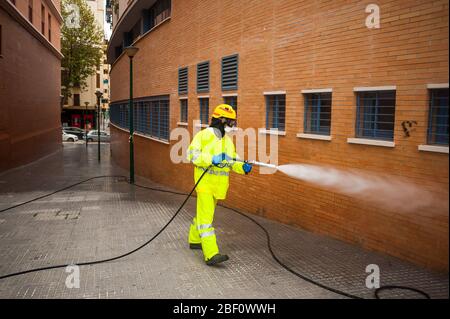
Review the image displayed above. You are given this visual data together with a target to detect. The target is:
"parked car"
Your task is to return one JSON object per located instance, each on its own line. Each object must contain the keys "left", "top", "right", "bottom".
{"left": 86, "top": 130, "right": 110, "bottom": 142}
{"left": 63, "top": 126, "right": 86, "bottom": 140}
{"left": 62, "top": 131, "right": 78, "bottom": 142}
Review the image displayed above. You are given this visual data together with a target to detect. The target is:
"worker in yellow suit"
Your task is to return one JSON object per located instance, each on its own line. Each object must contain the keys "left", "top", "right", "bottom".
{"left": 187, "top": 104, "right": 253, "bottom": 266}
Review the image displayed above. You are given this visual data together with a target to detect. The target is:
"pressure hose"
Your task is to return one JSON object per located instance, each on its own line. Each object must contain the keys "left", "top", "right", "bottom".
{"left": 0, "top": 172, "right": 430, "bottom": 299}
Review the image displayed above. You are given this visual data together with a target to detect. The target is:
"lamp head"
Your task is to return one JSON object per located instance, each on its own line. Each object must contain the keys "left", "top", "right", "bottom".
{"left": 95, "top": 90, "right": 103, "bottom": 99}
{"left": 124, "top": 46, "right": 139, "bottom": 58}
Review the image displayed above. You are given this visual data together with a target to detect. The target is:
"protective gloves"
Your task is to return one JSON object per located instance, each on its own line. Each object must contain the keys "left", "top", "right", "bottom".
{"left": 212, "top": 153, "right": 232, "bottom": 166}
{"left": 242, "top": 162, "right": 253, "bottom": 174}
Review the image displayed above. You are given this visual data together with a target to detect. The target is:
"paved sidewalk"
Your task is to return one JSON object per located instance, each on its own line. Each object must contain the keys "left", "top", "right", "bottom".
{"left": 0, "top": 143, "right": 447, "bottom": 299}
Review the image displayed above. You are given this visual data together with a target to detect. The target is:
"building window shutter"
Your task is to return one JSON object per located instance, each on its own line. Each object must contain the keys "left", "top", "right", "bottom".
{"left": 178, "top": 67, "right": 188, "bottom": 94}
{"left": 221, "top": 54, "right": 238, "bottom": 91}
{"left": 197, "top": 61, "right": 209, "bottom": 93}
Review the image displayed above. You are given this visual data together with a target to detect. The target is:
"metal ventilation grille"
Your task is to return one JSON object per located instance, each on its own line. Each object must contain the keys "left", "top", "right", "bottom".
{"left": 197, "top": 61, "right": 210, "bottom": 93}
{"left": 221, "top": 54, "right": 238, "bottom": 91}
{"left": 178, "top": 67, "right": 188, "bottom": 94}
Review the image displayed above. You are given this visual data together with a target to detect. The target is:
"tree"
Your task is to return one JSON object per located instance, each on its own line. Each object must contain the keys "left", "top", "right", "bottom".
{"left": 61, "top": 0, "right": 104, "bottom": 98}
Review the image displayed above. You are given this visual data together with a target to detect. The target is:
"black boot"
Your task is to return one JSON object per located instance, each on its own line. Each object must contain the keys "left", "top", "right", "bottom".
{"left": 206, "top": 254, "right": 229, "bottom": 266}
{"left": 189, "top": 243, "right": 202, "bottom": 250}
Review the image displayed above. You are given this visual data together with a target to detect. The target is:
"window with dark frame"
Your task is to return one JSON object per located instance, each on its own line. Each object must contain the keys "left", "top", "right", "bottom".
{"left": 110, "top": 95, "right": 170, "bottom": 141}
{"left": 356, "top": 90, "right": 396, "bottom": 141}
{"left": 144, "top": 0, "right": 171, "bottom": 32}
{"left": 41, "top": 4, "right": 45, "bottom": 34}
{"left": 265, "top": 94, "right": 286, "bottom": 131}
{"left": 221, "top": 54, "right": 238, "bottom": 91}
{"left": 304, "top": 92, "right": 332, "bottom": 135}
{"left": 73, "top": 94, "right": 80, "bottom": 106}
{"left": 180, "top": 99, "right": 188, "bottom": 123}
{"left": 130, "top": 19, "right": 142, "bottom": 43}
{"left": 199, "top": 98, "right": 209, "bottom": 125}
{"left": 178, "top": 67, "right": 188, "bottom": 95}
{"left": 48, "top": 14, "right": 51, "bottom": 42}
{"left": 197, "top": 61, "right": 209, "bottom": 93}
{"left": 96, "top": 73, "right": 100, "bottom": 88}
{"left": 0, "top": 25, "right": 2, "bottom": 57}
{"left": 427, "top": 88, "right": 449, "bottom": 145}
{"left": 223, "top": 96, "right": 237, "bottom": 115}
{"left": 28, "top": 0, "right": 33, "bottom": 24}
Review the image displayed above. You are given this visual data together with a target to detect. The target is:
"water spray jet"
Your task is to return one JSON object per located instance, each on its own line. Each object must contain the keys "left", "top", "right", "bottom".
{"left": 232, "top": 159, "right": 441, "bottom": 214}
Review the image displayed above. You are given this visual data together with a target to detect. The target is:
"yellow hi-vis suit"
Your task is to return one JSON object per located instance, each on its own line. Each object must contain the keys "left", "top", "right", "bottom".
{"left": 187, "top": 127, "right": 245, "bottom": 261}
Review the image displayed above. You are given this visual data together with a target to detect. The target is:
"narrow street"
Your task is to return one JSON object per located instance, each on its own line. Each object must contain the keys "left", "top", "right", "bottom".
{"left": 0, "top": 144, "right": 447, "bottom": 299}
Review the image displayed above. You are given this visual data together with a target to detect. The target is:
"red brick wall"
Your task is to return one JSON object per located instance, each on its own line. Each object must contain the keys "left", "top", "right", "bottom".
{"left": 109, "top": 0, "right": 449, "bottom": 271}
{"left": 9, "top": 0, "right": 60, "bottom": 49}
{"left": 0, "top": 3, "right": 62, "bottom": 171}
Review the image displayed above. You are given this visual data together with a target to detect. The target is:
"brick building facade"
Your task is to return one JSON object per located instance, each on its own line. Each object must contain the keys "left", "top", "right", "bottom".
{"left": 0, "top": 0, "right": 62, "bottom": 171}
{"left": 107, "top": 0, "right": 449, "bottom": 271}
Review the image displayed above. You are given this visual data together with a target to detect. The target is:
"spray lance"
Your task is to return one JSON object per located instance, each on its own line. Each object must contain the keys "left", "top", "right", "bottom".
{"left": 215, "top": 157, "right": 278, "bottom": 170}
{"left": 235, "top": 158, "right": 278, "bottom": 170}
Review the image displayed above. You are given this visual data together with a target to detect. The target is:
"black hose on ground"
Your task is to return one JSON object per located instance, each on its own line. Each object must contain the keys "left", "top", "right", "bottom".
{"left": 0, "top": 174, "right": 430, "bottom": 299}
{"left": 0, "top": 171, "right": 208, "bottom": 280}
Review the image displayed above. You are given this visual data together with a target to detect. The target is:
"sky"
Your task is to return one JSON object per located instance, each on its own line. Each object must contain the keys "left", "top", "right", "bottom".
{"left": 103, "top": 3, "right": 112, "bottom": 40}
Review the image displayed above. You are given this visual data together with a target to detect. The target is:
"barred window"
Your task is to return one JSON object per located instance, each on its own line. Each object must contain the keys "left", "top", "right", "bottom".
{"left": 427, "top": 88, "right": 449, "bottom": 145}
{"left": 304, "top": 93, "right": 332, "bottom": 135}
{"left": 110, "top": 95, "right": 170, "bottom": 142}
{"left": 199, "top": 98, "right": 209, "bottom": 125}
{"left": 180, "top": 99, "right": 188, "bottom": 123}
{"left": 223, "top": 96, "right": 237, "bottom": 115}
{"left": 265, "top": 94, "right": 286, "bottom": 131}
{"left": 109, "top": 103, "right": 129, "bottom": 129}
{"left": 135, "top": 101, "right": 145, "bottom": 133}
{"left": 356, "top": 91, "right": 396, "bottom": 141}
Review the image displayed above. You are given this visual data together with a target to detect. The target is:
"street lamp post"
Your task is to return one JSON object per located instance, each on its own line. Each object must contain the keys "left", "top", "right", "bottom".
{"left": 102, "top": 102, "right": 106, "bottom": 130}
{"left": 124, "top": 46, "right": 139, "bottom": 184}
{"left": 84, "top": 102, "right": 89, "bottom": 148}
{"left": 95, "top": 90, "right": 103, "bottom": 162}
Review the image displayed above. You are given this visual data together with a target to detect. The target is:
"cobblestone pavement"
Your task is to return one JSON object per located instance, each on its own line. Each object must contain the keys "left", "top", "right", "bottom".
{"left": 0, "top": 144, "right": 448, "bottom": 299}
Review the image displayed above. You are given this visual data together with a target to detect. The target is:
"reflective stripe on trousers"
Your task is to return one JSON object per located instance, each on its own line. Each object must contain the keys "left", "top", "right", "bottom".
{"left": 199, "top": 230, "right": 215, "bottom": 238}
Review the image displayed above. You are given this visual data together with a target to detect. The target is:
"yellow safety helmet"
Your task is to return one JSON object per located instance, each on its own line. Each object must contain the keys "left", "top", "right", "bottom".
{"left": 212, "top": 104, "right": 236, "bottom": 120}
